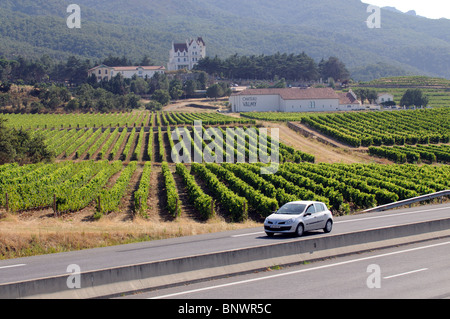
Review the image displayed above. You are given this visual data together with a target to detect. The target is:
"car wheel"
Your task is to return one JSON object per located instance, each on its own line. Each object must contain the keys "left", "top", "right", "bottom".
{"left": 323, "top": 220, "right": 333, "bottom": 233}
{"left": 266, "top": 232, "right": 274, "bottom": 237}
{"left": 296, "top": 224, "right": 304, "bottom": 237}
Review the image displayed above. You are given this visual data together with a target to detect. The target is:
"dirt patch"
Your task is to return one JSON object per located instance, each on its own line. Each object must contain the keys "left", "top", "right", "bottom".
{"left": 256, "top": 121, "right": 389, "bottom": 164}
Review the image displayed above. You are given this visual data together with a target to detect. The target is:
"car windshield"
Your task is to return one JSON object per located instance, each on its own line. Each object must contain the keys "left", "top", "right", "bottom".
{"left": 276, "top": 203, "right": 307, "bottom": 215}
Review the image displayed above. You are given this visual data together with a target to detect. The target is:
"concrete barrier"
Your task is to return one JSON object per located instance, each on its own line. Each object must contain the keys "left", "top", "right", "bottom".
{"left": 363, "top": 190, "right": 450, "bottom": 213}
{"left": 1, "top": 217, "right": 449, "bottom": 299}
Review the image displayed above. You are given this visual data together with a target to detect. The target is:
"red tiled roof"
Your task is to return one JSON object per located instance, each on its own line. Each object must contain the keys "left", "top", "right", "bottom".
{"left": 111, "top": 66, "right": 165, "bottom": 71}
{"left": 87, "top": 64, "right": 109, "bottom": 72}
{"left": 233, "top": 87, "right": 340, "bottom": 100}
{"left": 338, "top": 92, "right": 361, "bottom": 105}
{"left": 88, "top": 65, "right": 165, "bottom": 72}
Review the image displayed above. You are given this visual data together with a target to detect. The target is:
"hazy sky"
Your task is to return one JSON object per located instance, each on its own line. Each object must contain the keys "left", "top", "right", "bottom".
{"left": 362, "top": 0, "right": 450, "bottom": 19}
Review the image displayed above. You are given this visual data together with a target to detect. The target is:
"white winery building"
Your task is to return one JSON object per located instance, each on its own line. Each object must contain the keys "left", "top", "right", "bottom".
{"left": 376, "top": 93, "right": 395, "bottom": 105}
{"left": 230, "top": 87, "right": 362, "bottom": 113}
{"left": 168, "top": 37, "right": 206, "bottom": 71}
{"left": 88, "top": 65, "right": 166, "bottom": 82}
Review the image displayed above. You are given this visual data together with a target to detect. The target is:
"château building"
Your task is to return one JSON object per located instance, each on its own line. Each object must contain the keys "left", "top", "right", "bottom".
{"left": 168, "top": 37, "right": 206, "bottom": 71}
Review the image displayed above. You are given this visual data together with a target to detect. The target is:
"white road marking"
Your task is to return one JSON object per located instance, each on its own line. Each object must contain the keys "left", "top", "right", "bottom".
{"left": 149, "top": 240, "right": 450, "bottom": 299}
{"left": 0, "top": 264, "right": 26, "bottom": 270}
{"left": 383, "top": 268, "right": 428, "bottom": 280}
{"left": 231, "top": 232, "right": 265, "bottom": 238}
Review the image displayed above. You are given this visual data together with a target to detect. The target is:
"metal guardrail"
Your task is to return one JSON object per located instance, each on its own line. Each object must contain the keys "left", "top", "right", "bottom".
{"left": 363, "top": 190, "right": 450, "bottom": 213}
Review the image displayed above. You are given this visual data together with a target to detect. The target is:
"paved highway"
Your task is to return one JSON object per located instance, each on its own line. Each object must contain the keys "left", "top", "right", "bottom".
{"left": 137, "top": 237, "right": 450, "bottom": 299}
{"left": 0, "top": 203, "right": 449, "bottom": 295}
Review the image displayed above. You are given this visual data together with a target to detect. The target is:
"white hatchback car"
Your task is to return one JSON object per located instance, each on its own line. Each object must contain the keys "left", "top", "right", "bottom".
{"left": 264, "top": 201, "right": 333, "bottom": 237}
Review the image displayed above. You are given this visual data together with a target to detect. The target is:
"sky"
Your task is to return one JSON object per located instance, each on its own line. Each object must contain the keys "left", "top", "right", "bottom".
{"left": 362, "top": 0, "right": 450, "bottom": 19}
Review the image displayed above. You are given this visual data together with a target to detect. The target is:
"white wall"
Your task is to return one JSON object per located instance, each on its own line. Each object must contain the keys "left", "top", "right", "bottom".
{"left": 231, "top": 94, "right": 281, "bottom": 112}
{"left": 281, "top": 99, "right": 339, "bottom": 112}
{"left": 230, "top": 94, "right": 366, "bottom": 113}
{"left": 377, "top": 94, "right": 394, "bottom": 104}
{"left": 112, "top": 69, "right": 163, "bottom": 79}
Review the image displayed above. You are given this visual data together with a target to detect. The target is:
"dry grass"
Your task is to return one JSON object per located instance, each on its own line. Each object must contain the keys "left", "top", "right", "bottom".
{"left": 0, "top": 207, "right": 262, "bottom": 260}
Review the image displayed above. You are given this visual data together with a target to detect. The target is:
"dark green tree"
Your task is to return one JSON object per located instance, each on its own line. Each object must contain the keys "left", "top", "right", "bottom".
{"left": 206, "top": 84, "right": 224, "bottom": 100}
{"left": 319, "top": 56, "right": 350, "bottom": 82}
{"left": 400, "top": 89, "right": 429, "bottom": 107}
{"left": 151, "top": 89, "right": 171, "bottom": 106}
{"left": 0, "top": 118, "right": 54, "bottom": 165}
{"left": 169, "top": 79, "right": 183, "bottom": 100}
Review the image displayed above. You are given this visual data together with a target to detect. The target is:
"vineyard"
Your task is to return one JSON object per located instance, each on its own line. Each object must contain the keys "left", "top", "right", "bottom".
{"left": 0, "top": 109, "right": 449, "bottom": 245}
{"left": 1, "top": 111, "right": 255, "bottom": 130}
{"left": 242, "top": 108, "right": 450, "bottom": 150}
{"left": 369, "top": 144, "right": 450, "bottom": 164}
{"left": 1, "top": 160, "right": 449, "bottom": 223}
{"left": 16, "top": 116, "right": 315, "bottom": 165}
{"left": 353, "top": 76, "right": 450, "bottom": 107}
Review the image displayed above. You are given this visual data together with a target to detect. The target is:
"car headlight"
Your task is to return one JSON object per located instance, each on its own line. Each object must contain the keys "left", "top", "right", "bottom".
{"left": 285, "top": 218, "right": 294, "bottom": 224}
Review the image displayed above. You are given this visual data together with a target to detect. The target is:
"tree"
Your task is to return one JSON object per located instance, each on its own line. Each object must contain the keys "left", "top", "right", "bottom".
{"left": 130, "top": 77, "right": 149, "bottom": 95}
{"left": 151, "top": 89, "right": 171, "bottom": 106}
{"left": 354, "top": 88, "right": 368, "bottom": 104}
{"left": 184, "top": 79, "right": 197, "bottom": 96}
{"left": 148, "top": 72, "right": 169, "bottom": 93}
{"left": 197, "top": 71, "right": 208, "bottom": 90}
{"left": 0, "top": 118, "right": 53, "bottom": 165}
{"left": 206, "top": 84, "right": 224, "bottom": 100}
{"left": 169, "top": 79, "right": 183, "bottom": 100}
{"left": 400, "top": 89, "right": 429, "bottom": 107}
{"left": 65, "top": 99, "right": 79, "bottom": 111}
{"left": 145, "top": 100, "right": 163, "bottom": 111}
{"left": 126, "top": 93, "right": 141, "bottom": 109}
{"left": 272, "top": 78, "right": 287, "bottom": 88}
{"left": 319, "top": 57, "right": 350, "bottom": 82}
{"left": 140, "top": 55, "right": 153, "bottom": 66}
{"left": 353, "top": 88, "right": 378, "bottom": 104}
{"left": 366, "top": 89, "right": 379, "bottom": 104}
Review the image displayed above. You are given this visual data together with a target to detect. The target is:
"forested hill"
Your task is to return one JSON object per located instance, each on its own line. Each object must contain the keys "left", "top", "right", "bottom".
{"left": 0, "top": 0, "right": 449, "bottom": 81}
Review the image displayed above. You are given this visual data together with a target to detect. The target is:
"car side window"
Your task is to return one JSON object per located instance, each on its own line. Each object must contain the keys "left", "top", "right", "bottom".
{"left": 314, "top": 203, "right": 324, "bottom": 212}
{"left": 306, "top": 205, "right": 316, "bottom": 215}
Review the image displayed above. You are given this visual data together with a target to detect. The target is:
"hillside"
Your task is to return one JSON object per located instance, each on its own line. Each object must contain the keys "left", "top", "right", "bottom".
{"left": 351, "top": 76, "right": 450, "bottom": 106}
{"left": 0, "top": 0, "right": 449, "bottom": 80}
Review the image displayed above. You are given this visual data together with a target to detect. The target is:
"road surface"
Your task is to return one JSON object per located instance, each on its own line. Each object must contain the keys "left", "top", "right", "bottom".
{"left": 0, "top": 203, "right": 448, "bottom": 298}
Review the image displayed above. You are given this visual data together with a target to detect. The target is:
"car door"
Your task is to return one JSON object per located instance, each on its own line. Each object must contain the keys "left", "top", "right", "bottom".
{"left": 314, "top": 203, "right": 327, "bottom": 229}
{"left": 303, "top": 204, "right": 317, "bottom": 231}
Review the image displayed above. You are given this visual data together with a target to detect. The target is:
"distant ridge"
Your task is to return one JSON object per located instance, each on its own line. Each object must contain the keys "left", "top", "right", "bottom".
{"left": 0, "top": 0, "right": 449, "bottom": 81}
